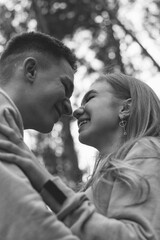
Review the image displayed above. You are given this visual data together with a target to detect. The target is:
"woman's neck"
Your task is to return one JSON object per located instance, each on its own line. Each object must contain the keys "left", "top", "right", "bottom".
{"left": 98, "top": 133, "right": 124, "bottom": 157}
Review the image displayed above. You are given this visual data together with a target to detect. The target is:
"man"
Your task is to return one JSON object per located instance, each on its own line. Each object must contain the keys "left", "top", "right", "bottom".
{"left": 0, "top": 31, "right": 80, "bottom": 240}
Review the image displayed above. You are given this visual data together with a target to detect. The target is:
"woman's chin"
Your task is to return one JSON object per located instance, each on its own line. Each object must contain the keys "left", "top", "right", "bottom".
{"left": 79, "top": 135, "right": 95, "bottom": 148}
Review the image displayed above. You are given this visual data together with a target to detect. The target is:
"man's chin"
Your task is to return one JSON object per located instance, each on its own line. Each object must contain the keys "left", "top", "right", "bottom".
{"left": 35, "top": 123, "right": 55, "bottom": 133}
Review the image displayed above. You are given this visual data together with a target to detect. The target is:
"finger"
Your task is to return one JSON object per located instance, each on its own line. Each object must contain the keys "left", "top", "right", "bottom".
{"left": 0, "top": 152, "right": 21, "bottom": 164}
{"left": 0, "top": 124, "right": 22, "bottom": 144}
{"left": 0, "top": 123, "right": 22, "bottom": 145}
{"left": 0, "top": 153, "right": 34, "bottom": 176}
{"left": 0, "top": 140, "right": 26, "bottom": 156}
{"left": 4, "top": 109, "right": 20, "bottom": 133}
{"left": 0, "top": 123, "right": 13, "bottom": 138}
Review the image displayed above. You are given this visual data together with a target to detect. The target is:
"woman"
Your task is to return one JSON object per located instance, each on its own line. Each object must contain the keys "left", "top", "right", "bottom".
{"left": 0, "top": 72, "right": 160, "bottom": 239}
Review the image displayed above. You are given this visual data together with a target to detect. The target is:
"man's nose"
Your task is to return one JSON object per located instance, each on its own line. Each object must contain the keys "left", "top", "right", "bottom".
{"left": 73, "top": 106, "right": 85, "bottom": 119}
{"left": 62, "top": 98, "right": 72, "bottom": 115}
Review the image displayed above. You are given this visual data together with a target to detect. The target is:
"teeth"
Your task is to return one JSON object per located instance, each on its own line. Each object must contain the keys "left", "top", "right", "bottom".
{"left": 79, "top": 120, "right": 89, "bottom": 127}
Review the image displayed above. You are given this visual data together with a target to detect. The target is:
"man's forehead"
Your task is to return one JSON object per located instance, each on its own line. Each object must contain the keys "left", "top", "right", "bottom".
{"left": 62, "top": 75, "right": 74, "bottom": 87}
{"left": 59, "top": 57, "right": 74, "bottom": 75}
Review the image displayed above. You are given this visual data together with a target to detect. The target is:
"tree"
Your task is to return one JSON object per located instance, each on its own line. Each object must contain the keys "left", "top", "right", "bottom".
{"left": 0, "top": 0, "right": 160, "bottom": 188}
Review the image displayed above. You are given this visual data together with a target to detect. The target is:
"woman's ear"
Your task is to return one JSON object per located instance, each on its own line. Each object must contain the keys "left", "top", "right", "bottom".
{"left": 23, "top": 57, "right": 37, "bottom": 83}
{"left": 119, "top": 98, "right": 132, "bottom": 119}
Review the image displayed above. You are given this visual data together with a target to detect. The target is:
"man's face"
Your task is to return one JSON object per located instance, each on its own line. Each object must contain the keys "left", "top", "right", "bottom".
{"left": 26, "top": 58, "right": 74, "bottom": 133}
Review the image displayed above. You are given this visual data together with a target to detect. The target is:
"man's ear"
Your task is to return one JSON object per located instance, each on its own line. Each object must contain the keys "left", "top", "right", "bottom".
{"left": 119, "top": 98, "right": 132, "bottom": 119}
{"left": 23, "top": 57, "right": 37, "bottom": 83}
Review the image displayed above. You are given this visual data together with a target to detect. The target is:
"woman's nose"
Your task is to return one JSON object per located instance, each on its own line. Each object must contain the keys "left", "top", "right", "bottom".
{"left": 73, "top": 106, "right": 85, "bottom": 119}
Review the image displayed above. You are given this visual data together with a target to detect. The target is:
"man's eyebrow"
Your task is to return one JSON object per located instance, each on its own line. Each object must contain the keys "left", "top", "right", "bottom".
{"left": 81, "top": 90, "right": 97, "bottom": 105}
{"left": 68, "top": 78, "right": 74, "bottom": 96}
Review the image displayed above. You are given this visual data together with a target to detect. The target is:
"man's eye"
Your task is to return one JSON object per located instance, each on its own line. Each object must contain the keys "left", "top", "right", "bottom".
{"left": 63, "top": 84, "right": 69, "bottom": 97}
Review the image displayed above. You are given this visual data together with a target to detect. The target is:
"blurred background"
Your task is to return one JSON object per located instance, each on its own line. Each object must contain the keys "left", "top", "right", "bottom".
{"left": 0, "top": 0, "right": 160, "bottom": 190}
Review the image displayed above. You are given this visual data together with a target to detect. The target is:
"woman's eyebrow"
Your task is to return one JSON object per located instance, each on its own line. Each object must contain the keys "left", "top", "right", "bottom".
{"left": 81, "top": 90, "right": 97, "bottom": 105}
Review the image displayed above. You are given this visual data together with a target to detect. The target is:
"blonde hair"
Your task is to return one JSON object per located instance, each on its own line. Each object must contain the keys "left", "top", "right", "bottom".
{"left": 83, "top": 73, "right": 160, "bottom": 205}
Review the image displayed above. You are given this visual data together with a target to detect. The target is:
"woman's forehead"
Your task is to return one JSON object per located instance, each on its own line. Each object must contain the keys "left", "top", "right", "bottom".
{"left": 80, "top": 81, "right": 115, "bottom": 105}
{"left": 89, "top": 81, "right": 114, "bottom": 93}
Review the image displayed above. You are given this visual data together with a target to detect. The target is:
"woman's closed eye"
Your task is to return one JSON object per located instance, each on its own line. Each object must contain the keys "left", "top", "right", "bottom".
{"left": 85, "top": 94, "right": 95, "bottom": 103}
{"left": 81, "top": 90, "right": 97, "bottom": 105}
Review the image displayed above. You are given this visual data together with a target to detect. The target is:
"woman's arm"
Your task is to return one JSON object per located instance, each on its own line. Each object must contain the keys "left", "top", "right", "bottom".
{"left": 0, "top": 109, "right": 51, "bottom": 192}
{"left": 0, "top": 109, "right": 159, "bottom": 240}
{"left": 0, "top": 109, "right": 75, "bottom": 212}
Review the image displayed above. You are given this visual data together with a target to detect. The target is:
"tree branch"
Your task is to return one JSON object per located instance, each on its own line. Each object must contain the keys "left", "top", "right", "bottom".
{"left": 109, "top": 11, "right": 160, "bottom": 71}
{"left": 31, "top": 0, "right": 49, "bottom": 34}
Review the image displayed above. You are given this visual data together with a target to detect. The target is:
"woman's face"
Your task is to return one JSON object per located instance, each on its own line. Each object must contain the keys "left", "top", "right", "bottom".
{"left": 73, "top": 81, "right": 123, "bottom": 150}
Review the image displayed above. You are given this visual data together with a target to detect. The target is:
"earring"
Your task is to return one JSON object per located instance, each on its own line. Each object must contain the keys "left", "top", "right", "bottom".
{"left": 119, "top": 118, "right": 127, "bottom": 136}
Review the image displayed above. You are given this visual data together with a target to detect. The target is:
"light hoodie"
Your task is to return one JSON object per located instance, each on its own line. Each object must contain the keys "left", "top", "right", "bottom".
{"left": 41, "top": 137, "right": 160, "bottom": 240}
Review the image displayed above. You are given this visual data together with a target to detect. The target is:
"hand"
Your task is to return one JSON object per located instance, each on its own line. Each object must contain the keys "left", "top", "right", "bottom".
{"left": 0, "top": 109, "right": 52, "bottom": 192}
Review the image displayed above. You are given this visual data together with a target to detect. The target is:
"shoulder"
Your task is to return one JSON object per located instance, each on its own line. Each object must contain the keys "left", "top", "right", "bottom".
{"left": 0, "top": 88, "right": 24, "bottom": 135}
{"left": 124, "top": 137, "right": 160, "bottom": 178}
{"left": 125, "top": 137, "right": 160, "bottom": 161}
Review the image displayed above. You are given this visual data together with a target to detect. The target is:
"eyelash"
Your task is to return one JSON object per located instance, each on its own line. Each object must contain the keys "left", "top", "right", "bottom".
{"left": 85, "top": 95, "right": 95, "bottom": 103}
{"left": 63, "top": 84, "right": 69, "bottom": 97}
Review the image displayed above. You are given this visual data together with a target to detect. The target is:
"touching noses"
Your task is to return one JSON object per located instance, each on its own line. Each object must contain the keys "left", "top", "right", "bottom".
{"left": 73, "top": 106, "right": 85, "bottom": 119}
{"left": 62, "top": 100, "right": 85, "bottom": 118}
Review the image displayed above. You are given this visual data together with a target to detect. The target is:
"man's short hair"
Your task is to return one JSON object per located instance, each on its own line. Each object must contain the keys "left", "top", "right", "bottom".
{"left": 0, "top": 31, "right": 77, "bottom": 81}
